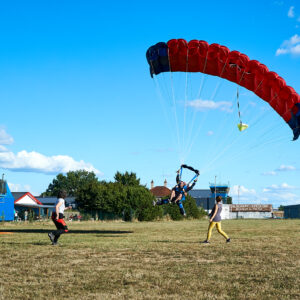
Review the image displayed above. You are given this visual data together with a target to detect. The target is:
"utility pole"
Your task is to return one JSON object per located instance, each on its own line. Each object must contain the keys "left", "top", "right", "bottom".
{"left": 237, "top": 185, "right": 240, "bottom": 219}
{"left": 214, "top": 175, "right": 217, "bottom": 202}
{"left": 0, "top": 174, "right": 4, "bottom": 195}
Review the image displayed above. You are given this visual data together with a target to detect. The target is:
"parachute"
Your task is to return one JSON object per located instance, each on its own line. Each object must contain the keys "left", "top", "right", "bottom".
{"left": 146, "top": 39, "right": 300, "bottom": 141}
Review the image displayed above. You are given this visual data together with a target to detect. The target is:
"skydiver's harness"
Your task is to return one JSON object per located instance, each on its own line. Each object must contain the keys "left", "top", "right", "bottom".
{"left": 172, "top": 164, "right": 199, "bottom": 202}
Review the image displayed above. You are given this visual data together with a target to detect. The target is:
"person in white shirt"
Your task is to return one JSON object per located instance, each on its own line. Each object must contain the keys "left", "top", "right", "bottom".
{"left": 48, "top": 190, "right": 71, "bottom": 245}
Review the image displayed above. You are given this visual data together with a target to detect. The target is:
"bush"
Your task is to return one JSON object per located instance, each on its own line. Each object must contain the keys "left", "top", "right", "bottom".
{"left": 162, "top": 195, "right": 202, "bottom": 220}
{"left": 76, "top": 180, "right": 163, "bottom": 222}
{"left": 184, "top": 195, "right": 201, "bottom": 219}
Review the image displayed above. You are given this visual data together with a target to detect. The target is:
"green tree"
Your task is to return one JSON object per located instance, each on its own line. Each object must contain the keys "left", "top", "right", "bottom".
{"left": 41, "top": 170, "right": 98, "bottom": 197}
{"left": 278, "top": 205, "right": 284, "bottom": 211}
{"left": 184, "top": 194, "right": 201, "bottom": 219}
{"left": 114, "top": 171, "right": 141, "bottom": 186}
{"left": 226, "top": 196, "right": 232, "bottom": 204}
{"left": 76, "top": 172, "right": 162, "bottom": 221}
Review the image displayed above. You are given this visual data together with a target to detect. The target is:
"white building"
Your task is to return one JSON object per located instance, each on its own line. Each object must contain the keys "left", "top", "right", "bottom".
{"left": 221, "top": 204, "right": 273, "bottom": 219}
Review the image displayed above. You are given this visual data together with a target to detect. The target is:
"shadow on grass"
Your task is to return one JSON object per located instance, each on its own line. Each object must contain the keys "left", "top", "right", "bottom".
{"left": 153, "top": 240, "right": 200, "bottom": 244}
{"left": 0, "top": 229, "right": 133, "bottom": 234}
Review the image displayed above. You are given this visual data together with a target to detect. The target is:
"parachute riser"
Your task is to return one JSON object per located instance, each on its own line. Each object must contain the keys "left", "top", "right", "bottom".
{"left": 179, "top": 164, "right": 199, "bottom": 185}
{"left": 187, "top": 174, "right": 199, "bottom": 185}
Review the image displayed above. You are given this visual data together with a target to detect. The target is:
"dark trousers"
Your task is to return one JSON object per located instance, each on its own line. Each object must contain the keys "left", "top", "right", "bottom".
{"left": 156, "top": 199, "right": 186, "bottom": 215}
{"left": 51, "top": 212, "right": 68, "bottom": 242}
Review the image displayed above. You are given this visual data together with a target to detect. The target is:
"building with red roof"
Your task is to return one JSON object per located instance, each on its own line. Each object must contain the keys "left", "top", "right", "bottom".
{"left": 150, "top": 179, "right": 171, "bottom": 199}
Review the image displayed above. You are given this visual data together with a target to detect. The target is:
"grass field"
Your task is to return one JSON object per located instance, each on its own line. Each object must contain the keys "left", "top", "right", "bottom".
{"left": 1, "top": 219, "right": 300, "bottom": 300}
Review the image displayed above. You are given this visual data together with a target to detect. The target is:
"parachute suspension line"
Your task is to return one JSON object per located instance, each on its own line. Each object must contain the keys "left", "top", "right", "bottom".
{"left": 182, "top": 49, "right": 190, "bottom": 160}
{"left": 151, "top": 74, "right": 178, "bottom": 150}
{"left": 202, "top": 52, "right": 208, "bottom": 73}
{"left": 215, "top": 113, "right": 286, "bottom": 171}
{"left": 237, "top": 86, "right": 242, "bottom": 123}
{"left": 219, "top": 58, "right": 229, "bottom": 79}
{"left": 244, "top": 93, "right": 279, "bottom": 129}
{"left": 201, "top": 130, "right": 240, "bottom": 174}
{"left": 168, "top": 48, "right": 182, "bottom": 162}
{"left": 184, "top": 78, "right": 224, "bottom": 161}
{"left": 205, "top": 135, "right": 287, "bottom": 175}
{"left": 254, "top": 79, "right": 264, "bottom": 94}
{"left": 200, "top": 87, "right": 246, "bottom": 173}
{"left": 183, "top": 73, "right": 208, "bottom": 161}
{"left": 225, "top": 133, "right": 287, "bottom": 170}
{"left": 190, "top": 59, "right": 234, "bottom": 162}
{"left": 186, "top": 59, "right": 228, "bottom": 160}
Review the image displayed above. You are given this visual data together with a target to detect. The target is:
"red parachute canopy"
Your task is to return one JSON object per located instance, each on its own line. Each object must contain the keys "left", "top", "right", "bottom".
{"left": 166, "top": 39, "right": 299, "bottom": 123}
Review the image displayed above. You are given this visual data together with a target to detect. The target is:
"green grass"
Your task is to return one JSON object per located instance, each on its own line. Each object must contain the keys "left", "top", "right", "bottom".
{"left": 0, "top": 219, "right": 300, "bottom": 299}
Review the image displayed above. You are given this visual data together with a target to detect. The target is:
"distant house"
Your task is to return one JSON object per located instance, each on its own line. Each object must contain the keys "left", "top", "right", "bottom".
{"left": 13, "top": 193, "right": 76, "bottom": 219}
{"left": 14, "top": 192, "right": 52, "bottom": 219}
{"left": 283, "top": 205, "right": 300, "bottom": 219}
{"left": 150, "top": 180, "right": 171, "bottom": 200}
{"left": 36, "top": 196, "right": 76, "bottom": 208}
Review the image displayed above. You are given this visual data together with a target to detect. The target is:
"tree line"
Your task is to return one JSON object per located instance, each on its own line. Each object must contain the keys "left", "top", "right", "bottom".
{"left": 41, "top": 170, "right": 205, "bottom": 221}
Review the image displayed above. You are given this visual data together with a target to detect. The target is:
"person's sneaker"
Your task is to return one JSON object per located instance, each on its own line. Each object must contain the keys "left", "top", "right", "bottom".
{"left": 48, "top": 232, "right": 55, "bottom": 243}
{"left": 202, "top": 240, "right": 210, "bottom": 244}
{"left": 226, "top": 238, "right": 231, "bottom": 243}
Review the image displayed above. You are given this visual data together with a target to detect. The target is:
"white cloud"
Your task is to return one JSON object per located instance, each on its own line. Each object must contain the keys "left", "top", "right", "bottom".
{"left": 276, "top": 34, "right": 300, "bottom": 56}
{"left": 262, "top": 171, "right": 277, "bottom": 176}
{"left": 8, "top": 182, "right": 32, "bottom": 193}
{"left": 263, "top": 183, "right": 295, "bottom": 192}
{"left": 230, "top": 183, "right": 300, "bottom": 207}
{"left": 261, "top": 183, "right": 300, "bottom": 206}
{"left": 186, "top": 99, "right": 233, "bottom": 112}
{"left": 263, "top": 164, "right": 297, "bottom": 176}
{"left": 0, "top": 150, "right": 101, "bottom": 175}
{"left": 289, "top": 34, "right": 300, "bottom": 45}
{"left": 276, "top": 165, "right": 296, "bottom": 171}
{"left": 207, "top": 131, "right": 214, "bottom": 136}
{"left": 231, "top": 185, "right": 257, "bottom": 196}
{"left": 0, "top": 145, "right": 8, "bottom": 152}
{"left": 276, "top": 48, "right": 289, "bottom": 55}
{"left": 291, "top": 44, "right": 300, "bottom": 54}
{"left": 288, "top": 6, "right": 295, "bottom": 18}
{"left": 0, "top": 128, "right": 14, "bottom": 145}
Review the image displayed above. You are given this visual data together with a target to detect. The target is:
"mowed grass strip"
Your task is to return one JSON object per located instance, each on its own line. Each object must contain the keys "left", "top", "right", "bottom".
{"left": 0, "top": 219, "right": 300, "bottom": 300}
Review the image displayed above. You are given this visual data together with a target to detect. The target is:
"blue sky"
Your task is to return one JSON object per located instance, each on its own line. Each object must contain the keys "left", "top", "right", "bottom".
{"left": 0, "top": 0, "right": 299, "bottom": 207}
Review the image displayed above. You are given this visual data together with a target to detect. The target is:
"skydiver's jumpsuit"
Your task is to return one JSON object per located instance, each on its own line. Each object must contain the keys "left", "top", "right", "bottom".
{"left": 156, "top": 174, "right": 196, "bottom": 215}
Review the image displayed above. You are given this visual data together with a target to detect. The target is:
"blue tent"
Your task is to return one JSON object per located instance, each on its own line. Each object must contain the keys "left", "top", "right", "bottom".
{"left": 0, "top": 181, "right": 14, "bottom": 221}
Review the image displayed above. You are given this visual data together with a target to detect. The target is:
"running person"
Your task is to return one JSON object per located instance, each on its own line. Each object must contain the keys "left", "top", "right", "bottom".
{"left": 48, "top": 190, "right": 71, "bottom": 245}
{"left": 203, "top": 195, "right": 230, "bottom": 243}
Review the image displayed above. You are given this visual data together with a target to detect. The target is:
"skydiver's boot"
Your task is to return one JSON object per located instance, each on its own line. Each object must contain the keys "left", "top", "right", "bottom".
{"left": 154, "top": 199, "right": 170, "bottom": 206}
{"left": 177, "top": 202, "right": 186, "bottom": 217}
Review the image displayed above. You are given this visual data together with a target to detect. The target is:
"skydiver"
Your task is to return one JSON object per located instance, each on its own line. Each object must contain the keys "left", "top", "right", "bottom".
{"left": 154, "top": 168, "right": 198, "bottom": 216}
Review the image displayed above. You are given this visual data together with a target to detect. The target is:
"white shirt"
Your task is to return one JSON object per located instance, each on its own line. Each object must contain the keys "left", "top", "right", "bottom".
{"left": 55, "top": 198, "right": 65, "bottom": 214}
